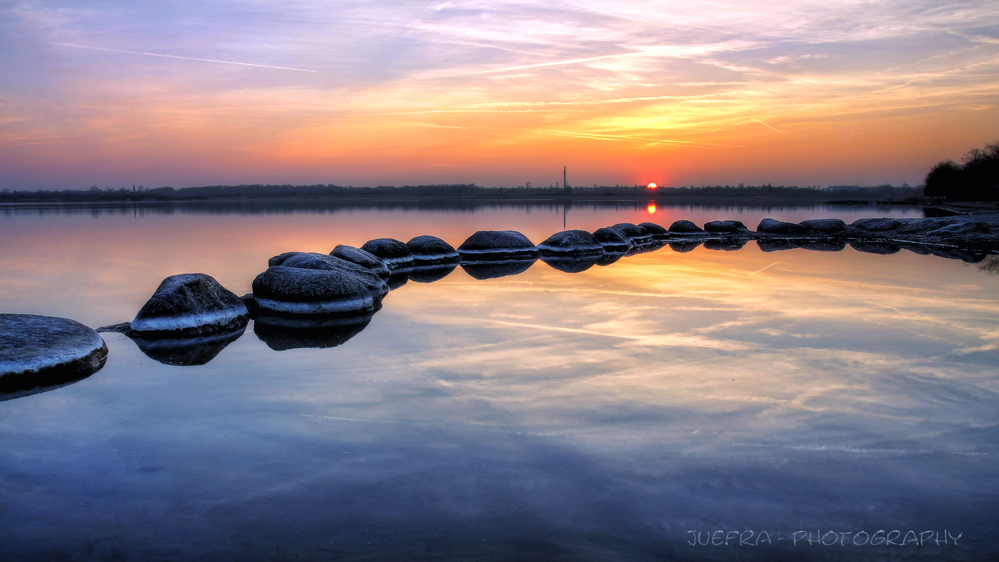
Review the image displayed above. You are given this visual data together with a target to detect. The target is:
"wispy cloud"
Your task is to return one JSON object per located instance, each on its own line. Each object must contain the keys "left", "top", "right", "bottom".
{"left": 54, "top": 43, "right": 320, "bottom": 73}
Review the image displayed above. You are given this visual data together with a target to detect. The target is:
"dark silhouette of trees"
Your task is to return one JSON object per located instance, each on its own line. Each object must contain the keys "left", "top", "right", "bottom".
{"left": 924, "top": 140, "right": 999, "bottom": 201}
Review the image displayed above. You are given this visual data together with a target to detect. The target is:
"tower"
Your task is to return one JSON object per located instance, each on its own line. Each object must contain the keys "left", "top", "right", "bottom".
{"left": 563, "top": 166, "right": 568, "bottom": 190}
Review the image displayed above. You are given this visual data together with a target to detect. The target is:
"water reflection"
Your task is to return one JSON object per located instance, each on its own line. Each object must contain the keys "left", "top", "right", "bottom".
{"left": 461, "top": 259, "right": 538, "bottom": 280}
{"left": 129, "top": 327, "right": 245, "bottom": 366}
{"left": 1, "top": 208, "right": 997, "bottom": 561}
{"left": 253, "top": 314, "right": 374, "bottom": 351}
{"left": 111, "top": 232, "right": 998, "bottom": 368}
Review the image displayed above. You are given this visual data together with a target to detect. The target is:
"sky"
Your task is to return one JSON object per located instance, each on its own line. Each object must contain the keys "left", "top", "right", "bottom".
{"left": 1, "top": 0, "right": 998, "bottom": 190}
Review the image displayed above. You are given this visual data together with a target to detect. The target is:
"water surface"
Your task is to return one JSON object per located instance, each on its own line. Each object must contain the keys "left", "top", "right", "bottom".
{"left": 1, "top": 203, "right": 996, "bottom": 561}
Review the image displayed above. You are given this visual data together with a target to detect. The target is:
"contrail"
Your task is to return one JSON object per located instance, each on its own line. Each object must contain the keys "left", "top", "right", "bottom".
{"left": 478, "top": 51, "right": 644, "bottom": 74}
{"left": 55, "top": 43, "right": 319, "bottom": 73}
{"left": 747, "top": 260, "right": 781, "bottom": 277}
{"left": 752, "top": 117, "right": 785, "bottom": 135}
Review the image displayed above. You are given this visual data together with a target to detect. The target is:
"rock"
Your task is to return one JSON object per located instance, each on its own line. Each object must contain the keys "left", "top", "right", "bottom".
{"left": 461, "top": 260, "right": 536, "bottom": 280}
{"left": 360, "top": 238, "right": 415, "bottom": 271}
{"left": 849, "top": 241, "right": 901, "bottom": 255}
{"left": 457, "top": 230, "right": 539, "bottom": 262}
{"left": 928, "top": 221, "right": 991, "bottom": 237}
{"left": 610, "top": 223, "right": 653, "bottom": 245}
{"left": 757, "top": 218, "right": 808, "bottom": 235}
{"left": 407, "top": 235, "right": 460, "bottom": 266}
{"left": 272, "top": 252, "right": 389, "bottom": 300}
{"left": 638, "top": 222, "right": 670, "bottom": 240}
{"left": 268, "top": 251, "right": 305, "bottom": 267}
{"left": 799, "top": 218, "right": 847, "bottom": 234}
{"left": 129, "top": 273, "right": 249, "bottom": 338}
{"left": 757, "top": 239, "right": 802, "bottom": 252}
{"left": 537, "top": 230, "right": 605, "bottom": 257}
{"left": 129, "top": 328, "right": 245, "bottom": 366}
{"left": 1, "top": 314, "right": 108, "bottom": 399}
{"left": 704, "top": 220, "right": 751, "bottom": 234}
{"left": 668, "top": 220, "right": 704, "bottom": 234}
{"left": 252, "top": 264, "right": 381, "bottom": 318}
{"left": 852, "top": 218, "right": 900, "bottom": 232}
{"left": 330, "top": 245, "right": 390, "bottom": 278}
{"left": 592, "top": 227, "right": 634, "bottom": 252}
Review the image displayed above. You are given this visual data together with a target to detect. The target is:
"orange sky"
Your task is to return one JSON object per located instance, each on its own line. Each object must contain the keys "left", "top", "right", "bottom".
{"left": 2, "top": 1, "right": 997, "bottom": 190}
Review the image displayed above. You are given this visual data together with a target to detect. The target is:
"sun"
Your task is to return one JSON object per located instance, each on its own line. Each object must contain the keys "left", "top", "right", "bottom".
{"left": 647, "top": 182, "right": 658, "bottom": 189}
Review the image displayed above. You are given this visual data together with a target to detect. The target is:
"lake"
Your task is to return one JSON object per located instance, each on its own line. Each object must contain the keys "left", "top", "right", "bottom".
{"left": 1, "top": 202, "right": 997, "bottom": 561}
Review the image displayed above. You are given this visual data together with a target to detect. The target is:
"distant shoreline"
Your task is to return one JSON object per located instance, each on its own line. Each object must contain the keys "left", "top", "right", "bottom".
{"left": 0, "top": 183, "right": 924, "bottom": 208}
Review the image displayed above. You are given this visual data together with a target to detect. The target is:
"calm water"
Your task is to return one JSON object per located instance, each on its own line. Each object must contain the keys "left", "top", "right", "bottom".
{"left": 1, "top": 203, "right": 997, "bottom": 561}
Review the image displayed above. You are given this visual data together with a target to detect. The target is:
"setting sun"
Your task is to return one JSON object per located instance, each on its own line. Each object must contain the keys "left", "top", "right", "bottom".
{"left": 647, "top": 183, "right": 658, "bottom": 189}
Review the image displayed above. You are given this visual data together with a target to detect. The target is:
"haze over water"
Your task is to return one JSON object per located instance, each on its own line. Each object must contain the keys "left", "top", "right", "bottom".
{"left": 1, "top": 204, "right": 996, "bottom": 561}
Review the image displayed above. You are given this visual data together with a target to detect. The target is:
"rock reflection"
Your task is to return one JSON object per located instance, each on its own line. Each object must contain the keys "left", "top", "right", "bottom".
{"left": 849, "top": 241, "right": 901, "bottom": 255}
{"left": 668, "top": 240, "right": 702, "bottom": 253}
{"left": 253, "top": 313, "right": 374, "bottom": 351}
{"left": 461, "top": 259, "right": 537, "bottom": 280}
{"left": 704, "top": 238, "right": 747, "bottom": 251}
{"left": 129, "top": 327, "right": 246, "bottom": 366}
{"left": 757, "top": 239, "right": 802, "bottom": 252}
{"left": 409, "top": 263, "right": 458, "bottom": 283}
{"left": 800, "top": 239, "right": 847, "bottom": 252}
{"left": 541, "top": 255, "right": 601, "bottom": 273}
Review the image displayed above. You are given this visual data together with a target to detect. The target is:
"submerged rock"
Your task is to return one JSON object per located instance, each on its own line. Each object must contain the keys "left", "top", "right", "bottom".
{"left": 129, "top": 273, "right": 249, "bottom": 338}
{"left": 537, "top": 230, "right": 605, "bottom": 257}
{"left": 457, "top": 230, "right": 539, "bottom": 262}
{"left": 407, "top": 235, "right": 460, "bottom": 266}
{"left": 360, "top": 238, "right": 415, "bottom": 271}
{"left": 592, "top": 227, "right": 634, "bottom": 252}
{"left": 704, "top": 220, "right": 751, "bottom": 234}
{"left": 638, "top": 222, "right": 670, "bottom": 240}
{"left": 800, "top": 219, "right": 847, "bottom": 234}
{"left": 668, "top": 220, "right": 704, "bottom": 234}
{"left": 757, "top": 218, "right": 808, "bottom": 235}
{"left": 330, "top": 245, "right": 390, "bottom": 278}
{"left": 1, "top": 314, "right": 108, "bottom": 399}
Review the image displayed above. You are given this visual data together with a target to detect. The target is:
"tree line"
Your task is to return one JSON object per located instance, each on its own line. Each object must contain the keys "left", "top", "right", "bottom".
{"left": 925, "top": 140, "right": 999, "bottom": 201}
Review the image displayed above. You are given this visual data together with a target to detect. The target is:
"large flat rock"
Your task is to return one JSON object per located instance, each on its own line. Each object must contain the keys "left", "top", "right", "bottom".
{"left": 1, "top": 314, "right": 108, "bottom": 398}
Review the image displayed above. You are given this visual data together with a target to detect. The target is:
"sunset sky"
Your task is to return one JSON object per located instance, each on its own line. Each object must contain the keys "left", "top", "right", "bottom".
{"left": 2, "top": 0, "right": 998, "bottom": 190}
